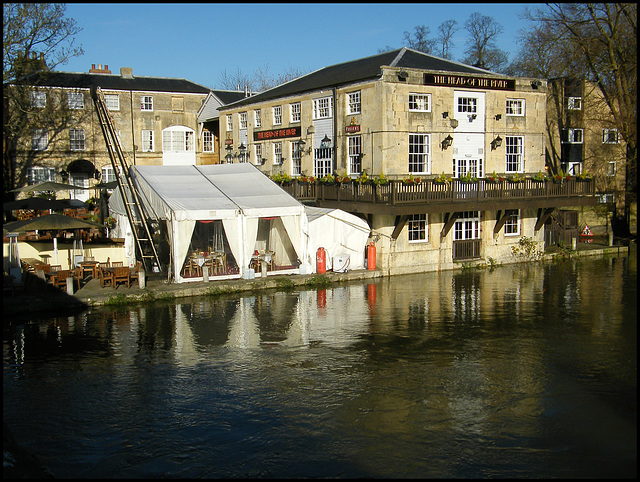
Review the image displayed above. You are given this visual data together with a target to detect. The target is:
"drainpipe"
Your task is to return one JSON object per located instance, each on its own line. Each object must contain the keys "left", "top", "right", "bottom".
{"left": 332, "top": 87, "right": 337, "bottom": 173}
{"left": 130, "top": 90, "right": 136, "bottom": 165}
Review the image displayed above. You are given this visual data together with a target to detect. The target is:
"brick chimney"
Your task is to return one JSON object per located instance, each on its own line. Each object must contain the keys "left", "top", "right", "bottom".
{"left": 89, "top": 63, "right": 111, "bottom": 74}
{"left": 120, "top": 67, "right": 134, "bottom": 79}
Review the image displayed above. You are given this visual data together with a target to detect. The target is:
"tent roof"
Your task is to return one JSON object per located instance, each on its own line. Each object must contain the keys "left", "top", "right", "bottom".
{"left": 112, "top": 163, "right": 305, "bottom": 221}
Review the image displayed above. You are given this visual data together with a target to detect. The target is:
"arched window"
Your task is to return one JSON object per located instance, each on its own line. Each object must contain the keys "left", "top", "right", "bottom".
{"left": 161, "top": 126, "right": 196, "bottom": 165}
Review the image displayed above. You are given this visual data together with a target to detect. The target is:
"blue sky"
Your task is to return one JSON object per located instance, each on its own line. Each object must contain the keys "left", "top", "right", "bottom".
{"left": 62, "top": 3, "right": 532, "bottom": 89}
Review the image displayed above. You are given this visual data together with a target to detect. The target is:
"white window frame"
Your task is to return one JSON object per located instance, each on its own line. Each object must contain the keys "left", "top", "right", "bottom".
{"left": 562, "top": 128, "right": 584, "bottom": 144}
{"left": 607, "top": 161, "right": 616, "bottom": 177}
{"left": 104, "top": 94, "right": 120, "bottom": 111}
{"left": 274, "top": 142, "right": 283, "bottom": 164}
{"left": 567, "top": 97, "right": 582, "bottom": 110}
{"left": 291, "top": 141, "right": 302, "bottom": 176}
{"left": 505, "top": 136, "right": 524, "bottom": 173}
{"left": 408, "top": 214, "right": 428, "bottom": 243}
{"left": 454, "top": 158, "right": 483, "bottom": 178}
{"left": 457, "top": 97, "right": 477, "bottom": 113}
{"left": 348, "top": 135, "right": 362, "bottom": 175}
{"left": 314, "top": 148, "right": 332, "bottom": 177}
{"left": 27, "top": 166, "right": 55, "bottom": 184}
{"left": 348, "top": 91, "right": 361, "bottom": 115}
{"left": 162, "top": 127, "right": 195, "bottom": 152}
{"left": 69, "top": 128, "right": 85, "bottom": 151}
{"left": 67, "top": 92, "right": 84, "bottom": 109}
{"left": 202, "top": 131, "right": 214, "bottom": 152}
{"left": 31, "top": 129, "right": 48, "bottom": 151}
{"left": 30, "top": 91, "right": 46, "bottom": 108}
{"left": 254, "top": 109, "right": 261, "bottom": 128}
{"left": 409, "top": 93, "right": 431, "bottom": 112}
{"left": 141, "top": 129, "right": 154, "bottom": 152}
{"left": 226, "top": 115, "right": 233, "bottom": 132}
{"left": 140, "top": 95, "right": 153, "bottom": 111}
{"left": 313, "top": 97, "right": 333, "bottom": 119}
{"left": 239, "top": 112, "right": 247, "bottom": 129}
{"left": 290, "top": 102, "right": 301, "bottom": 123}
{"left": 273, "top": 105, "right": 282, "bottom": 125}
{"left": 254, "top": 143, "right": 263, "bottom": 165}
{"left": 408, "top": 133, "right": 430, "bottom": 174}
{"left": 504, "top": 210, "right": 521, "bottom": 236}
{"left": 603, "top": 129, "right": 620, "bottom": 144}
{"left": 506, "top": 98, "right": 525, "bottom": 116}
{"left": 454, "top": 211, "right": 481, "bottom": 241}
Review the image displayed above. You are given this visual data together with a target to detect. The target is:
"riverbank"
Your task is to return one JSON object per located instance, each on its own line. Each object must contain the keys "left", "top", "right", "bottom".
{"left": 3, "top": 239, "right": 633, "bottom": 317}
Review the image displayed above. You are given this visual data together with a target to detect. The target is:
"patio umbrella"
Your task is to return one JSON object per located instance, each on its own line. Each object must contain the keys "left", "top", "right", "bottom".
{"left": 3, "top": 197, "right": 81, "bottom": 212}
{"left": 11, "top": 181, "right": 91, "bottom": 193}
{"left": 3, "top": 214, "right": 105, "bottom": 266}
{"left": 3, "top": 214, "right": 104, "bottom": 232}
{"left": 93, "top": 180, "right": 119, "bottom": 189}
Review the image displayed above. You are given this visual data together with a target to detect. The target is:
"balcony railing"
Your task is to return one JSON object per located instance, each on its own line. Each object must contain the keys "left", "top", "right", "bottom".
{"left": 452, "top": 239, "right": 482, "bottom": 260}
{"left": 279, "top": 178, "right": 596, "bottom": 212}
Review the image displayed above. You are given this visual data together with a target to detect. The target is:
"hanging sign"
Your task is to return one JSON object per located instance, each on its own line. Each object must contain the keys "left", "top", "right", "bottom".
{"left": 253, "top": 126, "right": 301, "bottom": 141}
{"left": 424, "top": 73, "right": 516, "bottom": 91}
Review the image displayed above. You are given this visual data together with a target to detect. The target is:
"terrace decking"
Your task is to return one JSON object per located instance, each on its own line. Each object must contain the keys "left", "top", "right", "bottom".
{"left": 281, "top": 178, "right": 597, "bottom": 215}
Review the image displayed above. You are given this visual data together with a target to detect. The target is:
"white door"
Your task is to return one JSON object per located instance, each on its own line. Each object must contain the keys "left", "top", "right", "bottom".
{"left": 69, "top": 173, "right": 90, "bottom": 202}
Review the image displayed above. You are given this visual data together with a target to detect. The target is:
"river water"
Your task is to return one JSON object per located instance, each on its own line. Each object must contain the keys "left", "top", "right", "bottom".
{"left": 3, "top": 253, "right": 636, "bottom": 478}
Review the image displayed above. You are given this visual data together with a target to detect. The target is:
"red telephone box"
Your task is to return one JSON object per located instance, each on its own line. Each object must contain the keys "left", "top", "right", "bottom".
{"left": 316, "top": 247, "right": 326, "bottom": 274}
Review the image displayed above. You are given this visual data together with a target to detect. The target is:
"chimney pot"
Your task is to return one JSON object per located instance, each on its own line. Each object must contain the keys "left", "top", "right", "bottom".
{"left": 92, "top": 64, "right": 96, "bottom": 69}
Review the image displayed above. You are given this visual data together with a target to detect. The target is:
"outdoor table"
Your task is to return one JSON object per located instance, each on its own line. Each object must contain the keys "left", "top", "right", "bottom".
{"left": 79, "top": 260, "right": 100, "bottom": 279}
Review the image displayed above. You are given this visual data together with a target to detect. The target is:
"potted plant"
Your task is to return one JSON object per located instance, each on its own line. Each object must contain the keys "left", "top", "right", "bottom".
{"left": 532, "top": 170, "right": 549, "bottom": 182}
{"left": 433, "top": 172, "right": 451, "bottom": 184}
{"left": 486, "top": 171, "right": 501, "bottom": 183}
{"left": 402, "top": 173, "right": 422, "bottom": 185}
{"left": 371, "top": 173, "right": 389, "bottom": 185}
{"left": 507, "top": 173, "right": 524, "bottom": 183}
{"left": 576, "top": 172, "right": 592, "bottom": 182}
{"left": 300, "top": 175, "right": 315, "bottom": 183}
{"left": 270, "top": 172, "right": 292, "bottom": 184}
{"left": 459, "top": 172, "right": 478, "bottom": 183}
{"left": 318, "top": 173, "right": 336, "bottom": 184}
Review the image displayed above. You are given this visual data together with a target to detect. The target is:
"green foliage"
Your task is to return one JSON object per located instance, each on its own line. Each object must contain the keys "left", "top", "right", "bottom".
{"left": 305, "top": 275, "right": 331, "bottom": 288}
{"left": 511, "top": 236, "right": 543, "bottom": 261}
{"left": 270, "top": 172, "right": 292, "bottom": 184}
{"left": 434, "top": 172, "right": 451, "bottom": 183}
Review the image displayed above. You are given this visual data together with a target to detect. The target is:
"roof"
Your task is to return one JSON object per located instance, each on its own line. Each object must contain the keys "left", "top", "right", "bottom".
{"left": 110, "top": 163, "right": 305, "bottom": 221}
{"left": 16, "top": 70, "right": 211, "bottom": 94}
{"left": 225, "top": 47, "right": 505, "bottom": 108}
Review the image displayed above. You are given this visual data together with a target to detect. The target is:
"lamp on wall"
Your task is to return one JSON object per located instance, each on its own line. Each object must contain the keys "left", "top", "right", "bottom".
{"left": 442, "top": 111, "right": 449, "bottom": 118}
{"left": 442, "top": 135, "right": 453, "bottom": 149}
{"left": 320, "top": 134, "right": 332, "bottom": 149}
{"left": 225, "top": 145, "right": 233, "bottom": 163}
{"left": 297, "top": 139, "right": 312, "bottom": 156}
{"left": 491, "top": 135, "right": 503, "bottom": 150}
{"left": 495, "top": 114, "right": 502, "bottom": 120}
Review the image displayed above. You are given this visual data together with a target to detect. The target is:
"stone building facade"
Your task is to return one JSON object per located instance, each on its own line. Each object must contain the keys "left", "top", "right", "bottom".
{"left": 218, "top": 48, "right": 574, "bottom": 275}
{"left": 8, "top": 62, "right": 238, "bottom": 203}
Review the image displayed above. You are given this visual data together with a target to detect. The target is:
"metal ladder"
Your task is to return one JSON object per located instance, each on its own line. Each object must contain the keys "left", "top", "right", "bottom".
{"left": 91, "top": 86, "right": 163, "bottom": 275}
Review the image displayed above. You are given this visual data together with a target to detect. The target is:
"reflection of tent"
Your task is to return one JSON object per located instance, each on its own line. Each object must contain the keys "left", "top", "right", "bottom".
{"left": 303, "top": 206, "right": 370, "bottom": 271}
{"left": 109, "top": 164, "right": 307, "bottom": 282}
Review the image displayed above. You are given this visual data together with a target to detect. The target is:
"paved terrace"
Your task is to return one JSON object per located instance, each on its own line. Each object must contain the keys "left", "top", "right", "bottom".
{"left": 3, "top": 240, "right": 632, "bottom": 318}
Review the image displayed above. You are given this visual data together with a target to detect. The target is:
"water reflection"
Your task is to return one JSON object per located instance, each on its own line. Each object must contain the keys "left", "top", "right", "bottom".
{"left": 3, "top": 254, "right": 636, "bottom": 478}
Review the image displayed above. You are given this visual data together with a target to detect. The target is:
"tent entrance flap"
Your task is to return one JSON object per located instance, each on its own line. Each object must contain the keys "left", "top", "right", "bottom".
{"left": 180, "top": 220, "right": 239, "bottom": 279}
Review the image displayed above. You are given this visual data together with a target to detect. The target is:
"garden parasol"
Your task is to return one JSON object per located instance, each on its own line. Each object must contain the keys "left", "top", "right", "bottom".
{"left": 11, "top": 181, "right": 91, "bottom": 193}
{"left": 3, "top": 214, "right": 105, "bottom": 265}
{"left": 3, "top": 197, "right": 83, "bottom": 212}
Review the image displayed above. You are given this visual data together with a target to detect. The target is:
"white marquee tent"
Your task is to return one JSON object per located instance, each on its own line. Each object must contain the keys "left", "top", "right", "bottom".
{"left": 303, "top": 206, "right": 370, "bottom": 271}
{"left": 109, "top": 164, "right": 372, "bottom": 282}
{"left": 109, "top": 163, "right": 307, "bottom": 282}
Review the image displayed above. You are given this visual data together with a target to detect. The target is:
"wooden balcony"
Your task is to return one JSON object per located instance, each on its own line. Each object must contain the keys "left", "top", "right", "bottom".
{"left": 281, "top": 178, "right": 598, "bottom": 215}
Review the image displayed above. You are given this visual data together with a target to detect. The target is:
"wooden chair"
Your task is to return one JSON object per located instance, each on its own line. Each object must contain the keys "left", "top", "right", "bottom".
{"left": 129, "top": 261, "right": 142, "bottom": 284}
{"left": 111, "top": 261, "right": 124, "bottom": 267}
{"left": 98, "top": 266, "right": 114, "bottom": 288}
{"left": 113, "top": 266, "right": 131, "bottom": 289}
{"left": 48, "top": 264, "right": 62, "bottom": 273}
{"left": 53, "top": 269, "right": 72, "bottom": 289}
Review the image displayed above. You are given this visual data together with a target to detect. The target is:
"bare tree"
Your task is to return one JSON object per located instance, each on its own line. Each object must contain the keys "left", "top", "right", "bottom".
{"left": 403, "top": 25, "right": 436, "bottom": 54}
{"left": 3, "top": 3, "right": 85, "bottom": 200}
{"left": 437, "top": 20, "right": 458, "bottom": 59}
{"left": 522, "top": 3, "right": 636, "bottom": 235}
{"left": 217, "top": 66, "right": 254, "bottom": 92}
{"left": 461, "top": 12, "right": 509, "bottom": 71}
